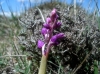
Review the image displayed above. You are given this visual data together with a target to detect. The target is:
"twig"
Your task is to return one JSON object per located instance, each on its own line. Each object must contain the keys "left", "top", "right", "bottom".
{"left": 48, "top": 67, "right": 58, "bottom": 74}
{"left": 94, "top": 0, "right": 100, "bottom": 14}
{"left": 13, "top": 36, "right": 25, "bottom": 67}
{"left": 36, "top": 7, "right": 45, "bottom": 23}
{"left": 0, "top": 0, "right": 8, "bottom": 22}
{"left": 48, "top": 61, "right": 59, "bottom": 68}
{"left": 71, "top": 49, "right": 93, "bottom": 74}
{"left": 18, "top": 18, "right": 27, "bottom": 27}
{"left": 0, "top": 55, "right": 26, "bottom": 58}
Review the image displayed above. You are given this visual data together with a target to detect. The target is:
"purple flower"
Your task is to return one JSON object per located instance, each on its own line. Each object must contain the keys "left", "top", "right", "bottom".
{"left": 56, "top": 33, "right": 65, "bottom": 39}
{"left": 51, "top": 35, "right": 57, "bottom": 43}
{"left": 50, "top": 33, "right": 65, "bottom": 45}
{"left": 37, "top": 8, "right": 65, "bottom": 56}
{"left": 41, "top": 27, "right": 49, "bottom": 35}
{"left": 50, "top": 9, "right": 59, "bottom": 21}
{"left": 43, "top": 17, "right": 51, "bottom": 29}
{"left": 43, "top": 23, "right": 51, "bottom": 29}
{"left": 37, "top": 40, "right": 44, "bottom": 49}
{"left": 46, "top": 17, "right": 51, "bottom": 24}
{"left": 50, "top": 8, "right": 57, "bottom": 17}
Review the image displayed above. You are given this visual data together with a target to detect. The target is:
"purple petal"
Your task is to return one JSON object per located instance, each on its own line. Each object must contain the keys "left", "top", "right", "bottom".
{"left": 56, "top": 22, "right": 61, "bottom": 27}
{"left": 51, "top": 35, "right": 58, "bottom": 43}
{"left": 37, "top": 40, "right": 44, "bottom": 49}
{"left": 50, "top": 37, "right": 59, "bottom": 45}
{"left": 50, "top": 8, "right": 57, "bottom": 17}
{"left": 46, "top": 17, "right": 51, "bottom": 24}
{"left": 41, "top": 27, "right": 49, "bottom": 35}
{"left": 50, "top": 33, "right": 65, "bottom": 45}
{"left": 50, "top": 34, "right": 59, "bottom": 45}
{"left": 43, "top": 23, "right": 51, "bottom": 29}
{"left": 50, "top": 9, "right": 58, "bottom": 21}
{"left": 57, "top": 33, "right": 65, "bottom": 39}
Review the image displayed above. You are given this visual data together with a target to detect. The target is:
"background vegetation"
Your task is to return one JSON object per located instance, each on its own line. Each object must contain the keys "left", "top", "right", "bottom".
{"left": 0, "top": 0, "right": 100, "bottom": 74}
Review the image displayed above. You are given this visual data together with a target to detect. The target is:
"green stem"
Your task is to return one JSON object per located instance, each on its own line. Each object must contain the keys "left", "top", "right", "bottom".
{"left": 94, "top": 60, "right": 98, "bottom": 74}
{"left": 38, "top": 55, "right": 47, "bottom": 74}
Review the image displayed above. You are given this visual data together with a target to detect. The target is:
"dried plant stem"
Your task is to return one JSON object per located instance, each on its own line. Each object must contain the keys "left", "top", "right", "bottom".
{"left": 71, "top": 49, "right": 92, "bottom": 74}
{"left": 13, "top": 36, "right": 24, "bottom": 67}
{"left": 36, "top": 7, "right": 45, "bottom": 23}
{"left": 0, "top": 1, "right": 8, "bottom": 23}
{"left": 0, "top": 55, "right": 26, "bottom": 58}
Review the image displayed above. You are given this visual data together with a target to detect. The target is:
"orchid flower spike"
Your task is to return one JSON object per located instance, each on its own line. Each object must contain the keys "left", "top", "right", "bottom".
{"left": 38, "top": 8, "right": 65, "bottom": 74}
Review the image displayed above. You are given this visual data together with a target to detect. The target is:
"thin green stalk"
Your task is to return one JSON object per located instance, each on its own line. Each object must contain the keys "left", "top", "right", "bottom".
{"left": 94, "top": 60, "right": 98, "bottom": 74}
{"left": 38, "top": 55, "right": 47, "bottom": 74}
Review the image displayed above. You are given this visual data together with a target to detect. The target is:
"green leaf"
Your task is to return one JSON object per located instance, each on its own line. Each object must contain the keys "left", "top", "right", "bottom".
{"left": 0, "top": 61, "right": 5, "bottom": 65}
{"left": 20, "top": 45, "right": 26, "bottom": 51}
{"left": 14, "top": 63, "right": 25, "bottom": 73}
{"left": 94, "top": 60, "right": 98, "bottom": 74}
{"left": 25, "top": 60, "right": 32, "bottom": 74}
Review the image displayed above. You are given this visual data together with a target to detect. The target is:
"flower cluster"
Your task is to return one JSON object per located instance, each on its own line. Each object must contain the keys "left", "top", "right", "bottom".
{"left": 37, "top": 9, "right": 65, "bottom": 56}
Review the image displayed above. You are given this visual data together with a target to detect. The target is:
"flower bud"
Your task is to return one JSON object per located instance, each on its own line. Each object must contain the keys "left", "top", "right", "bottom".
{"left": 50, "top": 8, "right": 57, "bottom": 17}
{"left": 50, "top": 33, "right": 65, "bottom": 45}
{"left": 41, "top": 27, "right": 49, "bottom": 35}
{"left": 37, "top": 40, "right": 44, "bottom": 49}
{"left": 56, "top": 33, "right": 65, "bottom": 39}
{"left": 46, "top": 17, "right": 51, "bottom": 24}
{"left": 43, "top": 23, "right": 50, "bottom": 29}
